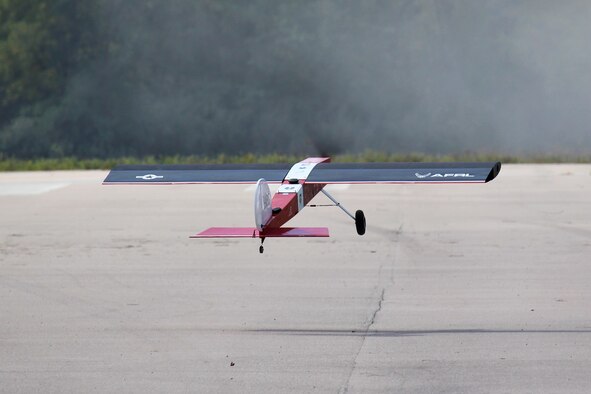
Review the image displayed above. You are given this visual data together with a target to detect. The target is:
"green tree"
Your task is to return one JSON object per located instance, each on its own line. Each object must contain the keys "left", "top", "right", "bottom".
{"left": 1, "top": 0, "right": 99, "bottom": 100}
{"left": 0, "top": 0, "right": 101, "bottom": 155}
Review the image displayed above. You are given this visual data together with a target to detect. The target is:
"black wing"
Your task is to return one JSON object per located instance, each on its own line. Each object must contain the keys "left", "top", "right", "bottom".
{"left": 103, "top": 164, "right": 292, "bottom": 184}
{"left": 103, "top": 162, "right": 501, "bottom": 184}
{"left": 305, "top": 162, "right": 501, "bottom": 183}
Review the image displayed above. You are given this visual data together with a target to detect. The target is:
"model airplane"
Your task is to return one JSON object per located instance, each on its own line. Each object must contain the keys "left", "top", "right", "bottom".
{"left": 103, "top": 157, "right": 501, "bottom": 253}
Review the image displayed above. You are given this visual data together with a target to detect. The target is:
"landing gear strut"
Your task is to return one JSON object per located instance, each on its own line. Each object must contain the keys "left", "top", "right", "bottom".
{"left": 319, "top": 189, "right": 366, "bottom": 236}
{"left": 259, "top": 237, "right": 265, "bottom": 254}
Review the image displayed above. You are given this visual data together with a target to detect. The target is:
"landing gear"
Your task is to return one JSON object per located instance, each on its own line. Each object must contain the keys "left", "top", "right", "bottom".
{"left": 355, "top": 210, "right": 366, "bottom": 235}
{"left": 319, "top": 189, "right": 366, "bottom": 236}
{"left": 259, "top": 237, "right": 265, "bottom": 254}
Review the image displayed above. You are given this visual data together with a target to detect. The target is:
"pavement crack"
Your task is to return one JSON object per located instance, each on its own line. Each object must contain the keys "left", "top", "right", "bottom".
{"left": 340, "top": 287, "right": 386, "bottom": 393}
{"left": 340, "top": 226, "right": 402, "bottom": 393}
{"left": 369, "top": 288, "right": 385, "bottom": 327}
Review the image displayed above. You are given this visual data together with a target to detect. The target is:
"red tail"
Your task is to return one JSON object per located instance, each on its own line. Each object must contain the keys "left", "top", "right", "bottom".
{"left": 191, "top": 227, "right": 329, "bottom": 238}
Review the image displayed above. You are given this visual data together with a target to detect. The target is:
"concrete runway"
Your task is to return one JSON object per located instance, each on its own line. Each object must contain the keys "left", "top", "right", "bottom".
{"left": 1, "top": 164, "right": 590, "bottom": 393}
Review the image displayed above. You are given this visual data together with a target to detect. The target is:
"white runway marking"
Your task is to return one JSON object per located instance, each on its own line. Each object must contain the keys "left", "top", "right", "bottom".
{"left": 0, "top": 182, "right": 70, "bottom": 196}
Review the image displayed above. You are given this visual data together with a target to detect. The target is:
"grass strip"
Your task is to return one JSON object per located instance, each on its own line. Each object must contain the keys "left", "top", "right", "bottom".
{"left": 1, "top": 152, "right": 590, "bottom": 171}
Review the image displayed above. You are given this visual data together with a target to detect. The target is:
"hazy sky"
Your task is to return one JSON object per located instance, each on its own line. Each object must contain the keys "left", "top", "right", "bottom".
{"left": 75, "top": 0, "right": 591, "bottom": 155}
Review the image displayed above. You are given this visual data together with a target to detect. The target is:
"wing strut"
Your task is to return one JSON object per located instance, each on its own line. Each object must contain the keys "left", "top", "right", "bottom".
{"left": 312, "top": 189, "right": 367, "bottom": 235}
{"left": 320, "top": 189, "right": 356, "bottom": 220}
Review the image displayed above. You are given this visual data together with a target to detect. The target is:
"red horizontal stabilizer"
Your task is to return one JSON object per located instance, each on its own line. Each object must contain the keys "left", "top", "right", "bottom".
{"left": 191, "top": 227, "right": 329, "bottom": 238}
{"left": 192, "top": 227, "right": 258, "bottom": 238}
{"left": 261, "top": 227, "right": 329, "bottom": 237}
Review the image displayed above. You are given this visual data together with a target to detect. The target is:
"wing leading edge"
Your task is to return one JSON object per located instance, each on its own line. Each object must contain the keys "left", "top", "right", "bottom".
{"left": 305, "top": 162, "right": 501, "bottom": 184}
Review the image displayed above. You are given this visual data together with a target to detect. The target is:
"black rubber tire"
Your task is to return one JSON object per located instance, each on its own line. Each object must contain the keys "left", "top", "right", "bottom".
{"left": 355, "top": 210, "right": 366, "bottom": 235}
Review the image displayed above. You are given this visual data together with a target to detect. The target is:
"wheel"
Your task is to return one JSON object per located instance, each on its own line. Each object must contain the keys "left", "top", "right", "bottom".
{"left": 355, "top": 210, "right": 366, "bottom": 235}
{"left": 259, "top": 245, "right": 264, "bottom": 254}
